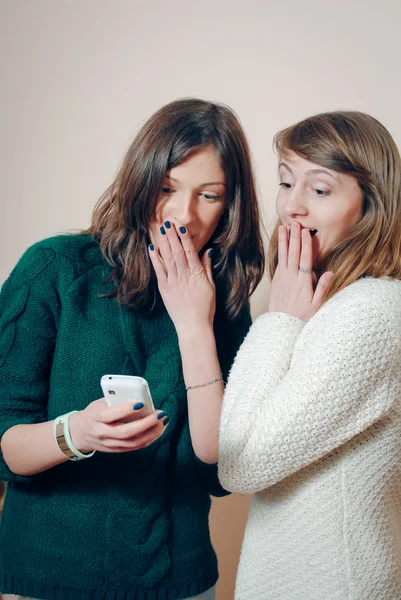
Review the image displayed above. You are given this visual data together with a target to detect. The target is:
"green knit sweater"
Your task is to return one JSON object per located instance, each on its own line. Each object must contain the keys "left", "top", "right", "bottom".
{"left": 0, "top": 234, "right": 251, "bottom": 600}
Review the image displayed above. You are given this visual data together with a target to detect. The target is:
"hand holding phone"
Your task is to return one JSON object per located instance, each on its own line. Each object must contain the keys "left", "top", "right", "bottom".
{"left": 100, "top": 375, "right": 154, "bottom": 416}
{"left": 66, "top": 375, "right": 165, "bottom": 455}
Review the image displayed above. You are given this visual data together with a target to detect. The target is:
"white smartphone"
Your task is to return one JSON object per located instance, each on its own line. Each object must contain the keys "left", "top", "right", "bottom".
{"left": 100, "top": 375, "right": 154, "bottom": 415}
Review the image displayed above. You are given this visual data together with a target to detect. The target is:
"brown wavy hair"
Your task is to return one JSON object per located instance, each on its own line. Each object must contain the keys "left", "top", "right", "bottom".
{"left": 87, "top": 98, "right": 265, "bottom": 318}
{"left": 269, "top": 111, "right": 401, "bottom": 300}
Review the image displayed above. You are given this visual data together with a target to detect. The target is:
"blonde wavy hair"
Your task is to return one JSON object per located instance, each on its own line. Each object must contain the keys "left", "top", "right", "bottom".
{"left": 269, "top": 111, "right": 401, "bottom": 300}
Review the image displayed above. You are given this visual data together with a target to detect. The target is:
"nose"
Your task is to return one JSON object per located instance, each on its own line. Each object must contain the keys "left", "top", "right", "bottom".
{"left": 283, "top": 186, "right": 308, "bottom": 218}
{"left": 171, "top": 194, "right": 197, "bottom": 228}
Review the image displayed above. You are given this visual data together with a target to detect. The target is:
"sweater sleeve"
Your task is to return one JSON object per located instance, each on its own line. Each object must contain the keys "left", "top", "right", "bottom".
{"left": 0, "top": 246, "right": 61, "bottom": 483}
{"left": 218, "top": 282, "right": 401, "bottom": 494}
{"left": 194, "top": 305, "right": 252, "bottom": 497}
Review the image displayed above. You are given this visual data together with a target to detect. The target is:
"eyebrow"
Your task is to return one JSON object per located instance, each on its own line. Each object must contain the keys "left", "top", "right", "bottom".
{"left": 165, "top": 175, "right": 226, "bottom": 186}
{"left": 279, "top": 162, "right": 339, "bottom": 182}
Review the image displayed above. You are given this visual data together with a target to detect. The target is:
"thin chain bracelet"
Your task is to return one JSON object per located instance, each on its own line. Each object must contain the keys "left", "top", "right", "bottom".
{"left": 185, "top": 373, "right": 224, "bottom": 391}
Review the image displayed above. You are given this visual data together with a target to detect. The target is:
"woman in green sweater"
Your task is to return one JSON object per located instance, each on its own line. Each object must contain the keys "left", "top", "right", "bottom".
{"left": 0, "top": 98, "right": 264, "bottom": 600}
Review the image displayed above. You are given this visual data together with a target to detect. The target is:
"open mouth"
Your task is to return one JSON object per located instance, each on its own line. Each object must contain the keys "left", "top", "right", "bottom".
{"left": 309, "top": 229, "right": 318, "bottom": 237}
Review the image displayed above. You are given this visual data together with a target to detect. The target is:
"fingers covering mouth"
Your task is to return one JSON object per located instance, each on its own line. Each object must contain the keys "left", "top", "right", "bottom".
{"left": 284, "top": 223, "right": 318, "bottom": 236}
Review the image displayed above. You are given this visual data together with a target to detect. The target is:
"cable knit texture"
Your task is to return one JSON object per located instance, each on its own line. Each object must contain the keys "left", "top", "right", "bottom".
{"left": 0, "top": 234, "right": 251, "bottom": 600}
{"left": 219, "top": 277, "right": 401, "bottom": 600}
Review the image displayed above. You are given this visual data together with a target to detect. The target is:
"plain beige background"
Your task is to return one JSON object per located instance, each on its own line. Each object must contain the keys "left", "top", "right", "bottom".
{"left": 1, "top": 1, "right": 401, "bottom": 599}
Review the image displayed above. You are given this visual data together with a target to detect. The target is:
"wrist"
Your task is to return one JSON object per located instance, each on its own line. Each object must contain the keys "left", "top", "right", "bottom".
{"left": 177, "top": 324, "right": 215, "bottom": 345}
{"left": 68, "top": 411, "right": 93, "bottom": 454}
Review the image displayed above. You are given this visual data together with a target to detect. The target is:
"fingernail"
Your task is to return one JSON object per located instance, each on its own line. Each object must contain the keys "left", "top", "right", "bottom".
{"left": 149, "top": 244, "right": 154, "bottom": 251}
{"left": 157, "top": 411, "right": 167, "bottom": 420}
{"left": 179, "top": 226, "right": 186, "bottom": 234}
{"left": 160, "top": 226, "right": 166, "bottom": 235}
{"left": 133, "top": 402, "right": 144, "bottom": 410}
{"left": 208, "top": 248, "right": 213, "bottom": 258}
{"left": 163, "top": 417, "right": 170, "bottom": 426}
{"left": 164, "top": 221, "right": 171, "bottom": 229}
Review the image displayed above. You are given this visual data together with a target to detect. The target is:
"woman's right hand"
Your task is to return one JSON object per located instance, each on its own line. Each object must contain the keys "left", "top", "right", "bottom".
{"left": 268, "top": 222, "right": 334, "bottom": 322}
{"left": 69, "top": 400, "right": 169, "bottom": 453}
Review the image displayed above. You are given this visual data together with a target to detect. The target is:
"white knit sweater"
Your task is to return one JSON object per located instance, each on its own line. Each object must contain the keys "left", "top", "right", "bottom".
{"left": 219, "top": 277, "right": 401, "bottom": 600}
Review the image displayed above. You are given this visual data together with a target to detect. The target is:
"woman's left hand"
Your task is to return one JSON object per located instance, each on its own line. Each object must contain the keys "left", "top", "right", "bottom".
{"left": 149, "top": 221, "right": 215, "bottom": 337}
{"left": 268, "top": 222, "right": 334, "bottom": 322}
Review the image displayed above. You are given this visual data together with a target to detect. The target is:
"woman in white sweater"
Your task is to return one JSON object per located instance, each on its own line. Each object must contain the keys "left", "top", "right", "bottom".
{"left": 218, "top": 111, "right": 401, "bottom": 600}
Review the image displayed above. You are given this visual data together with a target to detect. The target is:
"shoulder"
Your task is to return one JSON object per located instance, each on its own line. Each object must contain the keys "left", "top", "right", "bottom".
{"left": 27, "top": 233, "right": 103, "bottom": 267}
{"left": 2, "top": 234, "right": 106, "bottom": 307}
{"left": 323, "top": 277, "right": 401, "bottom": 313}
{"left": 312, "top": 277, "right": 401, "bottom": 340}
{"left": 331, "top": 276, "right": 401, "bottom": 303}
{"left": 8, "top": 234, "right": 104, "bottom": 283}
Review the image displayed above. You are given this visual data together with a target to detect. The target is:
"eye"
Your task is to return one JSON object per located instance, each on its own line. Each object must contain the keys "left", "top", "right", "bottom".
{"left": 161, "top": 187, "right": 174, "bottom": 194}
{"left": 202, "top": 193, "right": 221, "bottom": 201}
{"left": 279, "top": 182, "right": 292, "bottom": 190}
{"left": 314, "top": 188, "right": 330, "bottom": 197}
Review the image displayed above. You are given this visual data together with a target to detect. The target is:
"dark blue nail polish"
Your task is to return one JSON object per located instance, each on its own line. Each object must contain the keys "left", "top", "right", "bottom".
{"left": 208, "top": 248, "right": 213, "bottom": 258}
{"left": 133, "top": 402, "right": 144, "bottom": 410}
{"left": 160, "top": 226, "right": 166, "bottom": 235}
{"left": 149, "top": 244, "right": 154, "bottom": 251}
{"left": 164, "top": 221, "right": 171, "bottom": 229}
{"left": 157, "top": 411, "right": 167, "bottom": 420}
{"left": 163, "top": 417, "right": 170, "bottom": 426}
{"left": 179, "top": 226, "right": 186, "bottom": 234}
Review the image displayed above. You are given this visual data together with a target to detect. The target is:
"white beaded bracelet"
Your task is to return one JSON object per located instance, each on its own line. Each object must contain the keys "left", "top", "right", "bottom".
{"left": 54, "top": 411, "right": 96, "bottom": 462}
{"left": 185, "top": 373, "right": 224, "bottom": 391}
